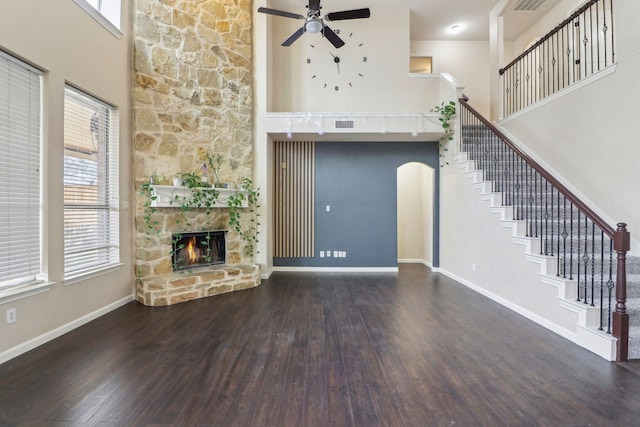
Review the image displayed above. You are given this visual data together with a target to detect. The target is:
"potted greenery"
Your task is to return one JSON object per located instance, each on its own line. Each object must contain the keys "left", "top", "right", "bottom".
{"left": 205, "top": 152, "right": 225, "bottom": 188}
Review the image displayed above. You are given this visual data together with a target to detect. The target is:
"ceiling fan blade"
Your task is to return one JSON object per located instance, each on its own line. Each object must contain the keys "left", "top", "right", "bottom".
{"left": 322, "top": 25, "right": 345, "bottom": 49}
{"left": 325, "top": 8, "right": 371, "bottom": 21}
{"left": 257, "top": 7, "right": 304, "bottom": 20}
{"left": 308, "top": 0, "right": 321, "bottom": 12}
{"left": 282, "top": 26, "right": 306, "bottom": 46}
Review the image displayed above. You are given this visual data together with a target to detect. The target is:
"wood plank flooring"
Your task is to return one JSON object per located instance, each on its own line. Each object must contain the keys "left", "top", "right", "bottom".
{"left": 1, "top": 264, "right": 640, "bottom": 426}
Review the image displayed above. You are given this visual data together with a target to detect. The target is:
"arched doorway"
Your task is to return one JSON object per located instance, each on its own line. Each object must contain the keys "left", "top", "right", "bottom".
{"left": 397, "top": 162, "right": 435, "bottom": 267}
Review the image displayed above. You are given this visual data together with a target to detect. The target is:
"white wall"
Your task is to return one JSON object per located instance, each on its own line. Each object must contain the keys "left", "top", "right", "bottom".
{"left": 269, "top": 10, "right": 441, "bottom": 112}
{"left": 438, "top": 159, "right": 585, "bottom": 344}
{"left": 411, "top": 41, "right": 491, "bottom": 117}
{"left": 398, "top": 163, "right": 434, "bottom": 264}
{"left": 499, "top": 0, "right": 640, "bottom": 252}
{"left": 511, "top": 0, "right": 582, "bottom": 58}
{"left": 0, "top": 0, "right": 133, "bottom": 361}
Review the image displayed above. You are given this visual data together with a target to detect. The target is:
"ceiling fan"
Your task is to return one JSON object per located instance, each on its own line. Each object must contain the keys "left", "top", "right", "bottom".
{"left": 257, "top": 0, "right": 371, "bottom": 49}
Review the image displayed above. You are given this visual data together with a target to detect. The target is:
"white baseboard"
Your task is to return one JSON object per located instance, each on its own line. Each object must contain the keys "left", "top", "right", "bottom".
{"left": 272, "top": 266, "right": 399, "bottom": 273}
{"left": 398, "top": 258, "right": 432, "bottom": 268}
{"left": 437, "top": 268, "right": 615, "bottom": 361}
{"left": 0, "top": 294, "right": 134, "bottom": 365}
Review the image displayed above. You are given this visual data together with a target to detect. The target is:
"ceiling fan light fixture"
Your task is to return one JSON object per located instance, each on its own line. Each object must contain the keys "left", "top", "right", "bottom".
{"left": 306, "top": 18, "right": 323, "bottom": 34}
{"left": 449, "top": 25, "right": 461, "bottom": 34}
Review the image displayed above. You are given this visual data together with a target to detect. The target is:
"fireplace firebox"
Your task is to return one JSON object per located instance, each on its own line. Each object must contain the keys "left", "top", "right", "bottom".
{"left": 172, "top": 230, "right": 226, "bottom": 271}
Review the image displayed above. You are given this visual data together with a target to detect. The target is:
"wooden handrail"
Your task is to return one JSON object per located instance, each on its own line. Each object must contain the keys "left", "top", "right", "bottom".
{"left": 458, "top": 96, "right": 615, "bottom": 238}
{"left": 460, "top": 95, "right": 629, "bottom": 361}
{"left": 499, "top": 0, "right": 600, "bottom": 75}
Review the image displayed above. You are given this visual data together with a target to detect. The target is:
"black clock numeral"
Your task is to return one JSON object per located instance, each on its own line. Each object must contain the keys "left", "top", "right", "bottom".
{"left": 312, "top": 75, "right": 317, "bottom": 79}
{"left": 334, "top": 86, "right": 339, "bottom": 91}
{"left": 349, "top": 82, "right": 353, "bottom": 87}
{"left": 307, "top": 58, "right": 311, "bottom": 64}
{"left": 363, "top": 57, "right": 367, "bottom": 62}
{"left": 323, "top": 83, "right": 327, "bottom": 88}
{"left": 358, "top": 73, "right": 364, "bottom": 77}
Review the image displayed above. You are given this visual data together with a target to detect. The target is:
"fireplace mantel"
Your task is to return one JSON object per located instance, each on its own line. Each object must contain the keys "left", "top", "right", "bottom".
{"left": 149, "top": 185, "right": 249, "bottom": 208}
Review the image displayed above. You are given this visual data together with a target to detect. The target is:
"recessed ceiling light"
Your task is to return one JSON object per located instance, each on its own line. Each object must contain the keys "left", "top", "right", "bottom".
{"left": 450, "top": 25, "right": 461, "bottom": 34}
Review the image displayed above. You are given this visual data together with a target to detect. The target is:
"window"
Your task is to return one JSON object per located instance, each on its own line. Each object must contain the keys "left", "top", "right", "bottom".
{"left": 72, "top": 0, "right": 122, "bottom": 37}
{"left": 410, "top": 56, "right": 433, "bottom": 74}
{"left": 0, "top": 51, "right": 43, "bottom": 290}
{"left": 64, "top": 86, "right": 119, "bottom": 278}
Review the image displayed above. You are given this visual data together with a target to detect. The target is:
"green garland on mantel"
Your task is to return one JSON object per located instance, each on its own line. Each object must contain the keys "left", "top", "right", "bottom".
{"left": 139, "top": 176, "right": 260, "bottom": 259}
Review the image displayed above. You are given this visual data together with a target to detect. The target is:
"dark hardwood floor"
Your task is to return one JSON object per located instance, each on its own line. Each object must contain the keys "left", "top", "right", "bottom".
{"left": 1, "top": 264, "right": 640, "bottom": 426}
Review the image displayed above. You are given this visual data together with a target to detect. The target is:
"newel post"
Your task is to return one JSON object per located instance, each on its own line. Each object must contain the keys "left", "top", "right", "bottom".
{"left": 613, "top": 223, "right": 630, "bottom": 362}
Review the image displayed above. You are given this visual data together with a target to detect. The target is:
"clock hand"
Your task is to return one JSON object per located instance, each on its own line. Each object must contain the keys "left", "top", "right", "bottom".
{"left": 332, "top": 54, "right": 341, "bottom": 75}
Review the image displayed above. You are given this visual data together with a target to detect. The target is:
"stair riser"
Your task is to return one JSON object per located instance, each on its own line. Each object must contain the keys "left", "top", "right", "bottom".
{"left": 461, "top": 135, "right": 640, "bottom": 359}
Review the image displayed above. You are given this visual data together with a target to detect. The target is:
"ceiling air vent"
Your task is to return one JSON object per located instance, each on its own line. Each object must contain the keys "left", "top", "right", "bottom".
{"left": 334, "top": 120, "right": 355, "bottom": 129}
{"left": 512, "top": 0, "right": 546, "bottom": 12}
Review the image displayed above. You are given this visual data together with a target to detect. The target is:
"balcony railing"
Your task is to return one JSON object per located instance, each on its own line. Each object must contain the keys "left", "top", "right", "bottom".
{"left": 500, "top": 0, "right": 615, "bottom": 116}
{"left": 459, "top": 96, "right": 630, "bottom": 361}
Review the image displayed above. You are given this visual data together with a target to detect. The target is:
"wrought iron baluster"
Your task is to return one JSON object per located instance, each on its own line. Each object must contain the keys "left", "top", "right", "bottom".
{"left": 583, "top": 215, "right": 590, "bottom": 305}
{"left": 606, "top": 239, "right": 613, "bottom": 333}
{"left": 569, "top": 203, "right": 574, "bottom": 280}
{"left": 590, "top": 221, "right": 595, "bottom": 306}
{"left": 577, "top": 212, "right": 581, "bottom": 301}
{"left": 599, "top": 229, "right": 605, "bottom": 330}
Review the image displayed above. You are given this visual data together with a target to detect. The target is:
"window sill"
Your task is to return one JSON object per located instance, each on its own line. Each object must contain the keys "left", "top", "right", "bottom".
{"left": 63, "top": 263, "right": 124, "bottom": 286}
{"left": 0, "top": 281, "right": 55, "bottom": 304}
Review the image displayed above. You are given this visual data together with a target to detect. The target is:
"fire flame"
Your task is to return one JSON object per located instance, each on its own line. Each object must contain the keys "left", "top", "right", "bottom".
{"left": 185, "top": 236, "right": 198, "bottom": 264}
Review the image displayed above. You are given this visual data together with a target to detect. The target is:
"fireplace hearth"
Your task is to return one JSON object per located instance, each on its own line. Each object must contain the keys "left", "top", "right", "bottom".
{"left": 172, "top": 230, "right": 226, "bottom": 271}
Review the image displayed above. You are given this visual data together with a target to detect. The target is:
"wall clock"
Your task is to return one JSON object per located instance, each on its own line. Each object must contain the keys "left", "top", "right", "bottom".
{"left": 306, "top": 30, "right": 368, "bottom": 92}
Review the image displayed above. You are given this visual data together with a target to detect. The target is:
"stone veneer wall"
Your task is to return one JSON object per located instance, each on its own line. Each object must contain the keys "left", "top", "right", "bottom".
{"left": 133, "top": 0, "right": 257, "bottom": 306}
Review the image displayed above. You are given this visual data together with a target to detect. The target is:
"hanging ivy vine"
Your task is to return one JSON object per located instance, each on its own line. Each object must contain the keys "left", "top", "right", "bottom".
{"left": 431, "top": 100, "right": 457, "bottom": 166}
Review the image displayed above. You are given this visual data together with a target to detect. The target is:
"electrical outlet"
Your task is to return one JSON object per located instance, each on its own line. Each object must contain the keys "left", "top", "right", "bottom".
{"left": 6, "top": 308, "right": 16, "bottom": 324}
{"left": 320, "top": 251, "right": 325, "bottom": 257}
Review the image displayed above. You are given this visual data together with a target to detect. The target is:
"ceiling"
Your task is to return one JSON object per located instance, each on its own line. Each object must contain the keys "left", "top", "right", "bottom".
{"left": 265, "top": 0, "right": 561, "bottom": 41}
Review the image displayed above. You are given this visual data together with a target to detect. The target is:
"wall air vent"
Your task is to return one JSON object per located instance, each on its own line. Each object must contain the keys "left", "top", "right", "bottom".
{"left": 334, "top": 120, "right": 355, "bottom": 129}
{"left": 512, "top": 0, "right": 546, "bottom": 12}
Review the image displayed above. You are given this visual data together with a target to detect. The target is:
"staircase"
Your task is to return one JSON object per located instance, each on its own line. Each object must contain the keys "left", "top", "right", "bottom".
{"left": 627, "top": 257, "right": 640, "bottom": 359}
{"left": 458, "top": 99, "right": 638, "bottom": 361}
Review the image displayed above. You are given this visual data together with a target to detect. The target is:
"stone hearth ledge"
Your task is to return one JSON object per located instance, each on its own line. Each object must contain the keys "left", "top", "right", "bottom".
{"left": 136, "top": 264, "right": 261, "bottom": 307}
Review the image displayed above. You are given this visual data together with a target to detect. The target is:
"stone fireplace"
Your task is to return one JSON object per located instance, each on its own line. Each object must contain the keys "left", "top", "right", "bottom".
{"left": 172, "top": 230, "right": 226, "bottom": 271}
{"left": 133, "top": 0, "right": 259, "bottom": 306}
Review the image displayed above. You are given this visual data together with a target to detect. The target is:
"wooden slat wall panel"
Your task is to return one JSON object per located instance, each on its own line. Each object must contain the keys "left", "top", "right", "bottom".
{"left": 274, "top": 140, "right": 315, "bottom": 258}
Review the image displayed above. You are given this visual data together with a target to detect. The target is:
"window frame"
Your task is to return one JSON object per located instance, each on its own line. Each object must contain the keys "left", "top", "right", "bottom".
{"left": 63, "top": 85, "right": 120, "bottom": 280}
{"left": 0, "top": 50, "right": 47, "bottom": 298}
{"left": 72, "top": 0, "right": 122, "bottom": 39}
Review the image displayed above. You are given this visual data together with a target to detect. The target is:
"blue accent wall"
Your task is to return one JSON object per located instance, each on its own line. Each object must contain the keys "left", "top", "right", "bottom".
{"left": 274, "top": 141, "right": 440, "bottom": 268}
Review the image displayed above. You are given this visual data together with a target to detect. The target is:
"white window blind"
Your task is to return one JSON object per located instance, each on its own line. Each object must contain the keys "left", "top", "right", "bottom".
{"left": 0, "top": 51, "right": 43, "bottom": 289}
{"left": 63, "top": 86, "right": 119, "bottom": 278}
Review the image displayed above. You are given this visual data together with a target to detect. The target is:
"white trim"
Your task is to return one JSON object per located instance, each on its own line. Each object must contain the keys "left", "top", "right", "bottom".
{"left": 499, "top": 65, "right": 617, "bottom": 124}
{"left": 63, "top": 263, "right": 124, "bottom": 286}
{"left": 398, "top": 258, "right": 432, "bottom": 268}
{"left": 436, "top": 268, "right": 616, "bottom": 361}
{"left": 272, "top": 266, "right": 399, "bottom": 273}
{"left": 71, "top": 0, "right": 122, "bottom": 39}
{"left": 0, "top": 50, "right": 43, "bottom": 75}
{"left": 0, "top": 281, "right": 55, "bottom": 304}
{"left": 0, "top": 294, "right": 133, "bottom": 365}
